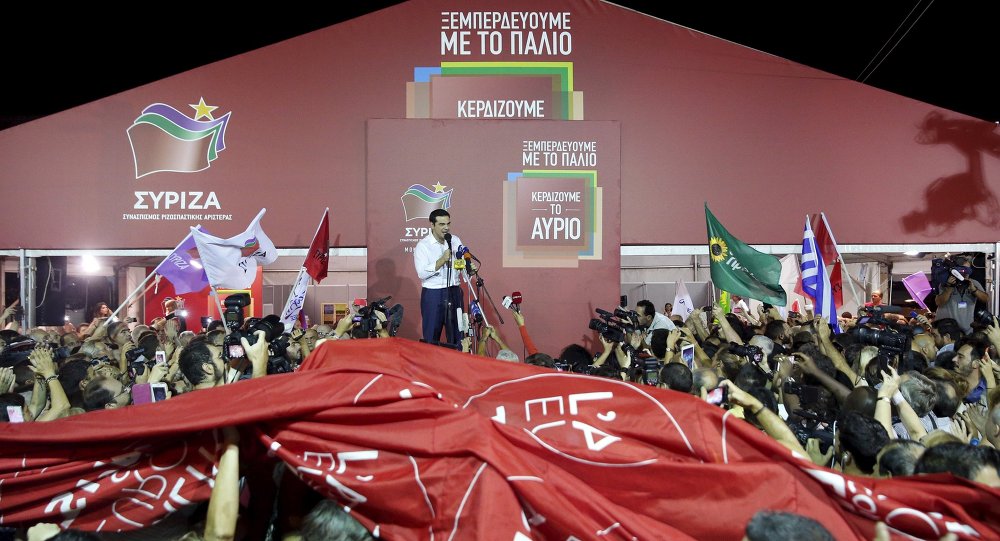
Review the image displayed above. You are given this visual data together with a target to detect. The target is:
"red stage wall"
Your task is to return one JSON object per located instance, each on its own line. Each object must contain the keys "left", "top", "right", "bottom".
{"left": 366, "top": 120, "right": 620, "bottom": 356}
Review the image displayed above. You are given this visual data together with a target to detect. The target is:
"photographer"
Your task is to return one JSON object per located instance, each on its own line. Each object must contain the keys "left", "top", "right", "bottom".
{"left": 322, "top": 315, "right": 355, "bottom": 341}
{"left": 179, "top": 329, "right": 270, "bottom": 390}
{"left": 589, "top": 333, "right": 636, "bottom": 381}
{"left": 634, "top": 299, "right": 675, "bottom": 347}
{"left": 934, "top": 255, "right": 988, "bottom": 334}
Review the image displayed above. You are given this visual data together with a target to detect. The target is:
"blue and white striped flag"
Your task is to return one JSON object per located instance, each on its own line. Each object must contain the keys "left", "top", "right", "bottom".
{"left": 801, "top": 217, "right": 840, "bottom": 333}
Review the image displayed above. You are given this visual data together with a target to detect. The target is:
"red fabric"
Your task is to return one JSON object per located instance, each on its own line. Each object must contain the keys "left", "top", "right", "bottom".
{"left": 830, "top": 260, "right": 845, "bottom": 310}
{"left": 809, "top": 213, "right": 841, "bottom": 265}
{"left": 2, "top": 339, "right": 998, "bottom": 539}
{"left": 810, "top": 213, "right": 844, "bottom": 308}
{"left": 304, "top": 209, "right": 329, "bottom": 283}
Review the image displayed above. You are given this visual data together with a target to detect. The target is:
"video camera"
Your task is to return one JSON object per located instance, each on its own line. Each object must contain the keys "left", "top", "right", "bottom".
{"left": 125, "top": 333, "right": 162, "bottom": 376}
{"left": 588, "top": 307, "right": 641, "bottom": 375}
{"left": 729, "top": 342, "right": 764, "bottom": 364}
{"left": 931, "top": 253, "right": 974, "bottom": 290}
{"left": 850, "top": 306, "right": 913, "bottom": 371}
{"left": 219, "top": 293, "right": 286, "bottom": 369}
{"left": 0, "top": 336, "right": 74, "bottom": 368}
{"left": 353, "top": 296, "right": 403, "bottom": 338}
{"left": 589, "top": 308, "right": 636, "bottom": 344}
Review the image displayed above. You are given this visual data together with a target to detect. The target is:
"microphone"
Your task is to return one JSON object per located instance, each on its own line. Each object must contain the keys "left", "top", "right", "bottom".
{"left": 444, "top": 233, "right": 452, "bottom": 248}
{"left": 511, "top": 291, "right": 522, "bottom": 313}
{"left": 470, "top": 301, "right": 484, "bottom": 323}
{"left": 387, "top": 304, "right": 404, "bottom": 336}
{"left": 465, "top": 246, "right": 481, "bottom": 263}
{"left": 950, "top": 268, "right": 966, "bottom": 282}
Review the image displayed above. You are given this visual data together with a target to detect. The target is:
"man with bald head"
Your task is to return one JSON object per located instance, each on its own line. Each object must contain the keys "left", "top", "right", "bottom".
{"left": 911, "top": 333, "right": 938, "bottom": 365}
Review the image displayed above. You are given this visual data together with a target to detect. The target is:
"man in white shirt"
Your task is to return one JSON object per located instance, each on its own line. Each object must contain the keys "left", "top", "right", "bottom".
{"left": 413, "top": 209, "right": 468, "bottom": 346}
{"left": 636, "top": 299, "right": 675, "bottom": 346}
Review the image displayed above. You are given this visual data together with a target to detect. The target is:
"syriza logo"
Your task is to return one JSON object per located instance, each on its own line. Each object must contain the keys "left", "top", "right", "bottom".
{"left": 400, "top": 181, "right": 453, "bottom": 221}
{"left": 127, "top": 97, "right": 231, "bottom": 179}
{"left": 399, "top": 182, "right": 454, "bottom": 253}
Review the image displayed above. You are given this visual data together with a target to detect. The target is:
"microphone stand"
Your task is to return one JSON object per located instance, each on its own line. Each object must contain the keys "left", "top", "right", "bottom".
{"left": 444, "top": 238, "right": 456, "bottom": 347}
{"left": 452, "top": 258, "right": 485, "bottom": 354}
{"left": 474, "top": 268, "right": 504, "bottom": 327}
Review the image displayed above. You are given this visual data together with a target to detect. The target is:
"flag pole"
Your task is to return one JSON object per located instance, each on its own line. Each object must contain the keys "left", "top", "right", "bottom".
{"left": 105, "top": 272, "right": 157, "bottom": 326}
{"left": 106, "top": 229, "right": 201, "bottom": 326}
{"left": 210, "top": 286, "right": 230, "bottom": 336}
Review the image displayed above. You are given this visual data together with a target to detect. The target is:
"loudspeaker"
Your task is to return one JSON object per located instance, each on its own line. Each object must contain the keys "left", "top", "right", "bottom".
{"left": 35, "top": 256, "right": 67, "bottom": 326}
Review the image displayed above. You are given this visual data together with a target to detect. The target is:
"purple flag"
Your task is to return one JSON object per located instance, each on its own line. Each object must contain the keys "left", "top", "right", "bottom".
{"left": 154, "top": 228, "right": 209, "bottom": 295}
{"left": 902, "top": 272, "right": 933, "bottom": 310}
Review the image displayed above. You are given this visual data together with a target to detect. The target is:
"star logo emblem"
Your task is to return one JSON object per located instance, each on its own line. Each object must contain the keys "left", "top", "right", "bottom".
{"left": 189, "top": 97, "right": 219, "bottom": 121}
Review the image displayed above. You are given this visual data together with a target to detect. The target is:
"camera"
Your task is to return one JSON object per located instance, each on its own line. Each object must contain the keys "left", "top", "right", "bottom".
{"left": 590, "top": 306, "right": 638, "bottom": 345}
{"left": 635, "top": 355, "right": 662, "bottom": 386}
{"left": 787, "top": 409, "right": 834, "bottom": 455}
{"left": 782, "top": 380, "right": 822, "bottom": 404}
{"left": 614, "top": 307, "right": 640, "bottom": 328}
{"left": 974, "top": 308, "right": 997, "bottom": 328}
{"left": 126, "top": 333, "right": 162, "bottom": 376}
{"left": 849, "top": 321, "right": 910, "bottom": 354}
{"left": 729, "top": 342, "right": 763, "bottom": 364}
{"left": 353, "top": 296, "right": 402, "bottom": 338}
{"left": 222, "top": 307, "right": 284, "bottom": 369}
{"left": 589, "top": 318, "right": 626, "bottom": 344}
{"left": 932, "top": 253, "right": 974, "bottom": 290}
{"left": 0, "top": 338, "right": 39, "bottom": 368}
{"left": 222, "top": 293, "right": 251, "bottom": 332}
{"left": 852, "top": 307, "right": 912, "bottom": 349}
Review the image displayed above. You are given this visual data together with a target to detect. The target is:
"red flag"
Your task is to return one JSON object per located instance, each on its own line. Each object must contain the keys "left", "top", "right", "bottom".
{"left": 830, "top": 260, "right": 845, "bottom": 309}
{"left": 811, "top": 212, "right": 843, "bottom": 309}
{"left": 2, "top": 339, "right": 997, "bottom": 539}
{"left": 304, "top": 208, "right": 330, "bottom": 283}
{"left": 809, "top": 212, "right": 840, "bottom": 264}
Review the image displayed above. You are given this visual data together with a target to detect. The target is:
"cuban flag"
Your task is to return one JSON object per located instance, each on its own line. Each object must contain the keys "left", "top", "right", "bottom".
{"left": 801, "top": 217, "right": 840, "bottom": 333}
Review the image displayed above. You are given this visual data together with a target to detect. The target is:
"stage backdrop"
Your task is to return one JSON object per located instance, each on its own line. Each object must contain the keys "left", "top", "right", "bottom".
{"left": 4, "top": 0, "right": 1000, "bottom": 249}
{"left": 366, "top": 120, "right": 620, "bottom": 356}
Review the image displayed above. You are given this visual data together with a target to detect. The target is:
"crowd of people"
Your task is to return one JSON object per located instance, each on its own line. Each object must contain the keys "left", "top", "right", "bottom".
{"left": 543, "top": 296, "right": 1000, "bottom": 489}
{"left": 1, "top": 263, "right": 999, "bottom": 539}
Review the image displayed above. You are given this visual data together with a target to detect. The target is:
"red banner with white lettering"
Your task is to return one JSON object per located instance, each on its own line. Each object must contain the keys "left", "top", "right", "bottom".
{"left": 2, "top": 339, "right": 998, "bottom": 539}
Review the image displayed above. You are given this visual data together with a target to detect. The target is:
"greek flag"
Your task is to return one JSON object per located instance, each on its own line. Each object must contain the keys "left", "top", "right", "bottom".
{"left": 801, "top": 217, "right": 840, "bottom": 333}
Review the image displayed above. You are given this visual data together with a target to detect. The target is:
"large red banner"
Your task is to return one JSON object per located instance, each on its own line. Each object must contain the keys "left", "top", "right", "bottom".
{"left": 2, "top": 339, "right": 998, "bottom": 539}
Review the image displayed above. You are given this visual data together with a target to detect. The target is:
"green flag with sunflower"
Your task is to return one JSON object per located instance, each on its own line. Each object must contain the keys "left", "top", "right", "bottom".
{"left": 705, "top": 204, "right": 787, "bottom": 306}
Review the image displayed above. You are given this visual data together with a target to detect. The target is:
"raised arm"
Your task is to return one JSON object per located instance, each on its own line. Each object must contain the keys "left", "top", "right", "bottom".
{"left": 714, "top": 303, "right": 744, "bottom": 345}
{"left": 204, "top": 427, "right": 241, "bottom": 541}
{"left": 28, "top": 346, "right": 70, "bottom": 421}
{"left": 722, "top": 380, "right": 808, "bottom": 456}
